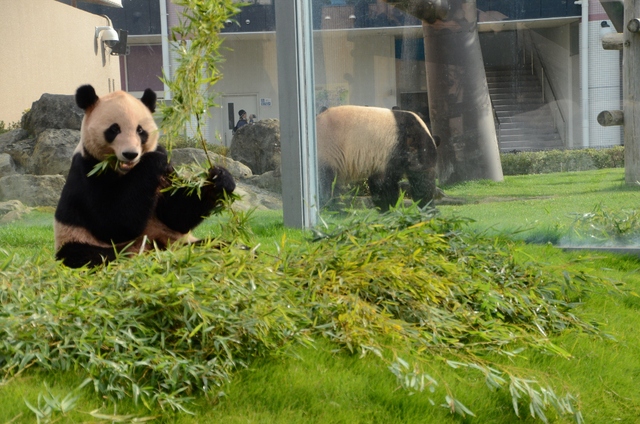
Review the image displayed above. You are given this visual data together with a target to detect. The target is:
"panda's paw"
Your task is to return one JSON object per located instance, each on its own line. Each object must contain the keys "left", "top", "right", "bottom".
{"left": 138, "top": 150, "right": 170, "bottom": 175}
{"left": 207, "top": 166, "right": 236, "bottom": 194}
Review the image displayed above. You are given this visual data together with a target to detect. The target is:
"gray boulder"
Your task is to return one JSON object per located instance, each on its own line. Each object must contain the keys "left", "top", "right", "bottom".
{"left": 170, "top": 148, "right": 252, "bottom": 180}
{"left": 0, "top": 200, "right": 32, "bottom": 224}
{"left": 232, "top": 182, "right": 282, "bottom": 211}
{"left": 0, "top": 175, "right": 66, "bottom": 207}
{"left": 229, "top": 119, "right": 280, "bottom": 175}
{"left": 30, "top": 129, "right": 79, "bottom": 176}
{"left": 22, "top": 93, "right": 84, "bottom": 136}
{"left": 0, "top": 129, "right": 35, "bottom": 172}
{"left": 166, "top": 149, "right": 281, "bottom": 210}
{"left": 244, "top": 170, "right": 281, "bottom": 193}
{"left": 0, "top": 154, "right": 16, "bottom": 178}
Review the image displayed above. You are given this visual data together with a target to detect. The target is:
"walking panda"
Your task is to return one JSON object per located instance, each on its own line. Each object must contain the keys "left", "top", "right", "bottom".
{"left": 54, "top": 84, "right": 235, "bottom": 268}
{"left": 316, "top": 105, "right": 439, "bottom": 210}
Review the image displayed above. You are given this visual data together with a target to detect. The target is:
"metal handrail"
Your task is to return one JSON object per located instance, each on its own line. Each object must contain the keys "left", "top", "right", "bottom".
{"left": 525, "top": 31, "right": 567, "bottom": 134}
{"left": 490, "top": 96, "right": 501, "bottom": 142}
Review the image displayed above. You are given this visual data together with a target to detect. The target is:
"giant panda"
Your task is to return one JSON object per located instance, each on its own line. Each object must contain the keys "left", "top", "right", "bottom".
{"left": 54, "top": 84, "right": 236, "bottom": 268}
{"left": 315, "top": 105, "right": 439, "bottom": 210}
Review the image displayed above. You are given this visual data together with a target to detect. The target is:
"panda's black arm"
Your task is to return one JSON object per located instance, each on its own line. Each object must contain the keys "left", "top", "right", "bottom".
{"left": 56, "top": 152, "right": 168, "bottom": 244}
{"left": 155, "top": 166, "right": 236, "bottom": 234}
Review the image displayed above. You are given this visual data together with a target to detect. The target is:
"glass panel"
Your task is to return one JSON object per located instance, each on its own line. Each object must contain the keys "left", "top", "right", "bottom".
{"left": 310, "top": 0, "right": 627, "bottom": 229}
{"left": 125, "top": 45, "right": 165, "bottom": 93}
{"left": 0, "top": 0, "right": 634, "bottom": 243}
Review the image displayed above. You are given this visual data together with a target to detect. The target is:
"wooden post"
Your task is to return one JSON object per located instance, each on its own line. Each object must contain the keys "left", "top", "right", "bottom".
{"left": 422, "top": 0, "right": 504, "bottom": 184}
{"left": 385, "top": 0, "right": 503, "bottom": 185}
{"left": 597, "top": 109, "right": 625, "bottom": 126}
{"left": 602, "top": 32, "right": 625, "bottom": 49}
{"left": 624, "top": 0, "right": 640, "bottom": 184}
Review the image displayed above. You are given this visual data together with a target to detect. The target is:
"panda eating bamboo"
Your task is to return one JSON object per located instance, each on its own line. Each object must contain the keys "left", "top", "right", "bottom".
{"left": 54, "top": 85, "right": 236, "bottom": 268}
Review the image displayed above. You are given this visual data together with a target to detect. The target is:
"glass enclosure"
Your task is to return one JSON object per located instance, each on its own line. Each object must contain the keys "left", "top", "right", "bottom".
{"left": 0, "top": 0, "right": 634, "bottom": 237}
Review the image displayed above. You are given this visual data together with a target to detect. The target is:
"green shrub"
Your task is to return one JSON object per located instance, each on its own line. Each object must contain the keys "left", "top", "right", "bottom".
{"left": 0, "top": 120, "right": 21, "bottom": 135}
{"left": 500, "top": 146, "right": 624, "bottom": 175}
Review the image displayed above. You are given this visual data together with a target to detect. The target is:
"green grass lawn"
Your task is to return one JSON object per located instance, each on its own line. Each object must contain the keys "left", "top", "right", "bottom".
{"left": 436, "top": 168, "right": 639, "bottom": 243}
{"left": 1, "top": 168, "right": 640, "bottom": 423}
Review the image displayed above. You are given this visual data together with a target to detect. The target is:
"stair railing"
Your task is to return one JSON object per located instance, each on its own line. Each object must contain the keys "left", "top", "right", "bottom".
{"left": 523, "top": 30, "right": 567, "bottom": 145}
{"left": 490, "top": 96, "right": 500, "bottom": 143}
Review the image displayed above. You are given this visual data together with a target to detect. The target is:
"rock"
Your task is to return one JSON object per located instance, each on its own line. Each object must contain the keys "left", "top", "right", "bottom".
{"left": 212, "top": 154, "right": 253, "bottom": 180}
{"left": 30, "top": 129, "right": 79, "bottom": 176}
{"left": 0, "top": 154, "right": 16, "bottom": 178}
{"left": 0, "top": 129, "right": 35, "bottom": 171}
{"left": 244, "top": 170, "right": 281, "bottom": 193}
{"left": 229, "top": 119, "right": 281, "bottom": 175}
{"left": 0, "top": 200, "right": 31, "bottom": 224}
{"left": 0, "top": 175, "right": 66, "bottom": 207}
{"left": 170, "top": 148, "right": 253, "bottom": 180}
{"left": 232, "top": 182, "right": 282, "bottom": 211}
{"left": 22, "top": 93, "right": 84, "bottom": 136}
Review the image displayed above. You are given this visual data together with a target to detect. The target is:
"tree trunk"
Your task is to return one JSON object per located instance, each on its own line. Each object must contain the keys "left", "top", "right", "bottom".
{"left": 424, "top": 0, "right": 502, "bottom": 184}
{"left": 624, "top": 0, "right": 640, "bottom": 184}
{"left": 387, "top": 0, "right": 503, "bottom": 184}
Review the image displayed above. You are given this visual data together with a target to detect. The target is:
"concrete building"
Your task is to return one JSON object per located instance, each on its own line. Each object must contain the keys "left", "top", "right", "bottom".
{"left": 0, "top": 0, "right": 122, "bottom": 124}
{"left": 3, "top": 0, "right": 623, "bottom": 151}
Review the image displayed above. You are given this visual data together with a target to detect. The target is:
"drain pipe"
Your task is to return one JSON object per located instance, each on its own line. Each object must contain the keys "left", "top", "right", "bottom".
{"left": 160, "top": 0, "right": 171, "bottom": 100}
{"left": 576, "top": 0, "right": 590, "bottom": 148}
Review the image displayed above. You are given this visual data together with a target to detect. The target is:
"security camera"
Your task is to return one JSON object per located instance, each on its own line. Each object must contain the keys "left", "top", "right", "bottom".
{"left": 95, "top": 26, "right": 119, "bottom": 49}
{"left": 109, "top": 29, "right": 129, "bottom": 56}
{"left": 104, "top": 38, "right": 119, "bottom": 48}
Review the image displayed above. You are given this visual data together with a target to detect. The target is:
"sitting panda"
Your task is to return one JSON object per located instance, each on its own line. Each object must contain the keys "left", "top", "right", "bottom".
{"left": 54, "top": 84, "right": 236, "bottom": 268}
{"left": 316, "top": 105, "right": 439, "bottom": 210}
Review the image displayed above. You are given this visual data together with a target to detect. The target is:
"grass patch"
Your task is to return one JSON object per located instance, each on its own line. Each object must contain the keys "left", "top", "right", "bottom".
{"left": 1, "top": 168, "right": 640, "bottom": 423}
{"left": 438, "top": 168, "right": 639, "bottom": 243}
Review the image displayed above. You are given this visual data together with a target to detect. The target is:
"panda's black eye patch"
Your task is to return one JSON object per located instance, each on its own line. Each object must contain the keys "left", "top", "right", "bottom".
{"left": 104, "top": 124, "right": 121, "bottom": 143}
{"left": 137, "top": 125, "right": 149, "bottom": 144}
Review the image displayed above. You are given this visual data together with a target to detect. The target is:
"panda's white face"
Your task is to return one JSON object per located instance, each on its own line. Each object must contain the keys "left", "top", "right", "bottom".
{"left": 79, "top": 89, "right": 158, "bottom": 174}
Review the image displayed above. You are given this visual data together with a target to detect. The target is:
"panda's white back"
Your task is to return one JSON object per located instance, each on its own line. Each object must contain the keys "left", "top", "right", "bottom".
{"left": 316, "top": 105, "right": 399, "bottom": 181}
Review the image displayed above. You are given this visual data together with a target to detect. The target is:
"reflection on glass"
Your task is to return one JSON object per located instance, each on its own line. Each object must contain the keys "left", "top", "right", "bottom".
{"left": 0, "top": 0, "right": 630, "bottom": 224}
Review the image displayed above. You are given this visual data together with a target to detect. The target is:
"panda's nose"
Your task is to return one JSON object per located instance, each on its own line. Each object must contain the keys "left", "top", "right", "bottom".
{"left": 122, "top": 151, "right": 139, "bottom": 161}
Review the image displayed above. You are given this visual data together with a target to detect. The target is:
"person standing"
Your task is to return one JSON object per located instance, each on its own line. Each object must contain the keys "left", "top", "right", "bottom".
{"left": 234, "top": 110, "right": 249, "bottom": 133}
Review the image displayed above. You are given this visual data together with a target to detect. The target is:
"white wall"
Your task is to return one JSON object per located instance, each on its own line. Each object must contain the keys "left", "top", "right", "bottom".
{"left": 202, "top": 30, "right": 398, "bottom": 146}
{"left": 532, "top": 19, "right": 622, "bottom": 149}
{"left": 314, "top": 30, "right": 396, "bottom": 108}
{"left": 205, "top": 34, "right": 279, "bottom": 145}
{"left": 0, "top": 0, "right": 121, "bottom": 123}
{"left": 531, "top": 25, "right": 580, "bottom": 148}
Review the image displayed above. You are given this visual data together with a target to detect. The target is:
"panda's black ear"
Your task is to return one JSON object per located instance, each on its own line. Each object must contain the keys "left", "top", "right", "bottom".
{"left": 75, "top": 85, "right": 99, "bottom": 110}
{"left": 140, "top": 89, "right": 157, "bottom": 113}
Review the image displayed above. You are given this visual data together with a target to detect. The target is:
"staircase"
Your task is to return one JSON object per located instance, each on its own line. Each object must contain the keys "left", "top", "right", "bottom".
{"left": 486, "top": 66, "right": 564, "bottom": 152}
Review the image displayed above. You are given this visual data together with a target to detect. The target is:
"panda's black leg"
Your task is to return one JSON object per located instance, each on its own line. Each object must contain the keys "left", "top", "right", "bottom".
{"left": 368, "top": 172, "right": 400, "bottom": 211}
{"left": 56, "top": 242, "right": 118, "bottom": 268}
